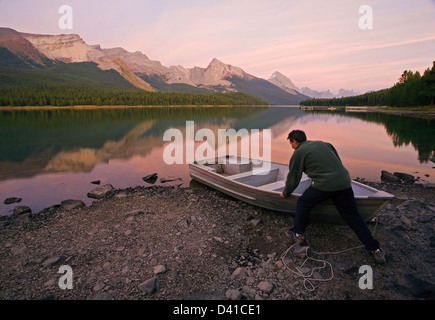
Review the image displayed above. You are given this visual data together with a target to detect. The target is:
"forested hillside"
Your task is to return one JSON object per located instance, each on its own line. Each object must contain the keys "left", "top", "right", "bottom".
{"left": 300, "top": 60, "right": 435, "bottom": 107}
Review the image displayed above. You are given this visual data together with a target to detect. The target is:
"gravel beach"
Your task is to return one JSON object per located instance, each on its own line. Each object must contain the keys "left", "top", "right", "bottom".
{"left": 0, "top": 179, "right": 434, "bottom": 301}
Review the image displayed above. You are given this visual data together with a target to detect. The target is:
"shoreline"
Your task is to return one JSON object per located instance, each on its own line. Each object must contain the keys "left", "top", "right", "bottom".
{"left": 0, "top": 104, "right": 271, "bottom": 111}
{"left": 1, "top": 104, "right": 435, "bottom": 118}
{"left": 0, "top": 179, "right": 434, "bottom": 300}
{"left": 299, "top": 105, "right": 435, "bottom": 118}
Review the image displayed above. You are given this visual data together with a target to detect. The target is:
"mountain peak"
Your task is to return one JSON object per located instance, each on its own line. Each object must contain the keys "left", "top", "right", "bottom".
{"left": 268, "top": 71, "right": 300, "bottom": 95}
{"left": 208, "top": 57, "right": 226, "bottom": 68}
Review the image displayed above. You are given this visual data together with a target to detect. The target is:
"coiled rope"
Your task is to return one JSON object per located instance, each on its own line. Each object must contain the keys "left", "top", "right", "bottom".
{"left": 280, "top": 216, "right": 380, "bottom": 292}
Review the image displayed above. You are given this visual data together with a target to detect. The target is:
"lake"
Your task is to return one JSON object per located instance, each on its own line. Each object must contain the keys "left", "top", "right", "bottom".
{"left": 1, "top": 105, "right": 434, "bottom": 216}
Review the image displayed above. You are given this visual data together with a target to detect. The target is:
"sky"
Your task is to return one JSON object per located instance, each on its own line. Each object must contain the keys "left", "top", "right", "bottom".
{"left": 0, "top": 0, "right": 434, "bottom": 93}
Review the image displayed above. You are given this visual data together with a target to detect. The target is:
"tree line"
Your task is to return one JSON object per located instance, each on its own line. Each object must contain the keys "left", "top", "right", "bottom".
{"left": 0, "top": 86, "right": 268, "bottom": 107}
{"left": 300, "top": 60, "right": 435, "bottom": 107}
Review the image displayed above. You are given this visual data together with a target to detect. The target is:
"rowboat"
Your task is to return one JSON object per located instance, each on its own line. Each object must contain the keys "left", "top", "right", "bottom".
{"left": 188, "top": 155, "right": 394, "bottom": 225}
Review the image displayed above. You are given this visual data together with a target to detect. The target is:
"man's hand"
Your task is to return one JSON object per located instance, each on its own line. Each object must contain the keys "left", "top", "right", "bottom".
{"left": 280, "top": 192, "right": 286, "bottom": 199}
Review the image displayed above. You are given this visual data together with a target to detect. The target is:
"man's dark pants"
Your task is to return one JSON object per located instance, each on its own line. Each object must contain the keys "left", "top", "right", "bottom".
{"left": 292, "top": 186, "right": 380, "bottom": 251}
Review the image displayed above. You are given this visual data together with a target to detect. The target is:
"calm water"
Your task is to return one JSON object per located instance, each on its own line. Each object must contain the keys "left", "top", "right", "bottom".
{"left": 1, "top": 105, "right": 434, "bottom": 216}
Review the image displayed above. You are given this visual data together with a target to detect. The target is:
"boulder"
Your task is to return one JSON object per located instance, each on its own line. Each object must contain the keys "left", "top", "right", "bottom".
{"left": 381, "top": 170, "right": 401, "bottom": 182}
{"left": 61, "top": 199, "right": 85, "bottom": 211}
{"left": 4, "top": 197, "right": 22, "bottom": 205}
{"left": 13, "top": 206, "right": 31, "bottom": 215}
{"left": 87, "top": 184, "right": 114, "bottom": 199}
{"left": 142, "top": 173, "right": 158, "bottom": 183}
{"left": 394, "top": 172, "right": 415, "bottom": 183}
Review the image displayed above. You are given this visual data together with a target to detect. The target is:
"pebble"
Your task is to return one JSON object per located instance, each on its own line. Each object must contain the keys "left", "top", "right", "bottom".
{"left": 139, "top": 277, "right": 158, "bottom": 295}
{"left": 42, "top": 256, "right": 62, "bottom": 268}
{"left": 226, "top": 289, "right": 242, "bottom": 300}
{"left": 153, "top": 265, "right": 167, "bottom": 274}
{"left": 258, "top": 281, "right": 274, "bottom": 294}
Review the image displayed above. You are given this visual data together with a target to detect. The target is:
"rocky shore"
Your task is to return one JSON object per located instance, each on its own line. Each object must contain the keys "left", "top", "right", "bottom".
{"left": 0, "top": 178, "right": 434, "bottom": 301}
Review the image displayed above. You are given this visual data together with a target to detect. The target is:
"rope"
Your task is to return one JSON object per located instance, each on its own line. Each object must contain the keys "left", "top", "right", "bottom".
{"left": 280, "top": 215, "right": 380, "bottom": 292}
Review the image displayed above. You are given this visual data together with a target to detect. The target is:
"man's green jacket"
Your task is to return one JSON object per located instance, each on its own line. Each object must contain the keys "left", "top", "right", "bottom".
{"left": 282, "top": 140, "right": 352, "bottom": 197}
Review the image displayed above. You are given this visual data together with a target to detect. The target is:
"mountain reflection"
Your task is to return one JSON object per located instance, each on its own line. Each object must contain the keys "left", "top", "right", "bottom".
{"left": 0, "top": 106, "right": 433, "bottom": 182}
{"left": 0, "top": 106, "right": 279, "bottom": 179}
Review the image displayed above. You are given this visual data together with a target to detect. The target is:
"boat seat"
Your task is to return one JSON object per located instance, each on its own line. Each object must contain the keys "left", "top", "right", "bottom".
{"left": 257, "top": 180, "right": 285, "bottom": 191}
{"left": 229, "top": 168, "right": 280, "bottom": 187}
{"left": 226, "top": 170, "right": 257, "bottom": 180}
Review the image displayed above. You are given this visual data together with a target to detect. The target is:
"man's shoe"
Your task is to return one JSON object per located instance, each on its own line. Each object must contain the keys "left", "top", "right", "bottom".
{"left": 371, "top": 248, "right": 386, "bottom": 264}
{"left": 284, "top": 229, "right": 306, "bottom": 245}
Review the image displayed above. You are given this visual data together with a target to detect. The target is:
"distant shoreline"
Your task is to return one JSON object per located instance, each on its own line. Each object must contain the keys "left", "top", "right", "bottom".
{"left": 0, "top": 104, "right": 270, "bottom": 111}
{"left": 299, "top": 105, "right": 435, "bottom": 118}
{"left": 1, "top": 104, "right": 434, "bottom": 118}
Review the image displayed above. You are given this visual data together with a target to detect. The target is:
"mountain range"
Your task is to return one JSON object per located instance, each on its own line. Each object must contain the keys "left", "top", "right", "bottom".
{"left": 0, "top": 27, "right": 358, "bottom": 104}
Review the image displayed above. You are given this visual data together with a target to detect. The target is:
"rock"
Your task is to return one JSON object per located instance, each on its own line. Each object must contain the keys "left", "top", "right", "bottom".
{"left": 381, "top": 170, "right": 401, "bottom": 183}
{"left": 153, "top": 265, "right": 167, "bottom": 274}
{"left": 400, "top": 215, "right": 412, "bottom": 229}
{"left": 87, "top": 184, "right": 114, "bottom": 199}
{"left": 142, "top": 173, "right": 158, "bottom": 183}
{"left": 91, "top": 180, "right": 101, "bottom": 185}
{"left": 13, "top": 206, "right": 31, "bottom": 215}
{"left": 44, "top": 278, "right": 57, "bottom": 287}
{"left": 231, "top": 267, "right": 247, "bottom": 280}
{"left": 250, "top": 219, "right": 262, "bottom": 226}
{"left": 160, "top": 176, "right": 182, "bottom": 183}
{"left": 42, "top": 256, "right": 62, "bottom": 268}
{"left": 394, "top": 172, "right": 415, "bottom": 183}
{"left": 61, "top": 199, "right": 85, "bottom": 211}
{"left": 226, "top": 289, "right": 242, "bottom": 300}
{"left": 138, "top": 276, "right": 158, "bottom": 295}
{"left": 125, "top": 209, "right": 145, "bottom": 216}
{"left": 177, "top": 218, "right": 190, "bottom": 229}
{"left": 4, "top": 197, "right": 22, "bottom": 205}
{"left": 257, "top": 281, "right": 274, "bottom": 294}
{"left": 292, "top": 245, "right": 309, "bottom": 258}
{"left": 0, "top": 219, "right": 10, "bottom": 229}
{"left": 213, "top": 236, "right": 223, "bottom": 243}
{"left": 93, "top": 281, "right": 106, "bottom": 292}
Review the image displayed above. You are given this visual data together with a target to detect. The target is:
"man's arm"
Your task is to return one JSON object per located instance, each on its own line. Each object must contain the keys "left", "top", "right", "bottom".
{"left": 281, "top": 152, "right": 304, "bottom": 198}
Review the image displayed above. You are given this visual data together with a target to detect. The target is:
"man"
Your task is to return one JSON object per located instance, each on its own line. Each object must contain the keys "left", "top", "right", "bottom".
{"left": 279, "top": 130, "right": 386, "bottom": 264}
